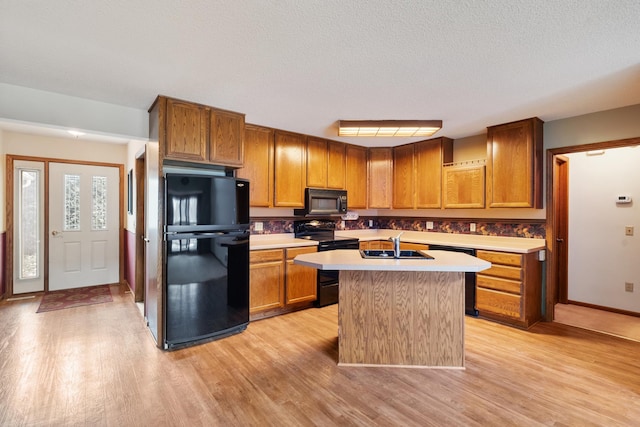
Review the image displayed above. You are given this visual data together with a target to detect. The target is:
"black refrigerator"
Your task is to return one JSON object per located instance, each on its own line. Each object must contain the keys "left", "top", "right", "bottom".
{"left": 163, "top": 173, "right": 250, "bottom": 350}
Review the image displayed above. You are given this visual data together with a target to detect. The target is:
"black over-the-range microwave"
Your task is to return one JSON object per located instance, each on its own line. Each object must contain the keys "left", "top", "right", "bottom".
{"left": 294, "top": 188, "right": 348, "bottom": 216}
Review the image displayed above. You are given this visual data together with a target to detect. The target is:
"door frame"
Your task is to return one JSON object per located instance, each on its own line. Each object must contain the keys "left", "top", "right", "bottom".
{"left": 5, "top": 155, "right": 125, "bottom": 298}
{"left": 545, "top": 136, "right": 640, "bottom": 320}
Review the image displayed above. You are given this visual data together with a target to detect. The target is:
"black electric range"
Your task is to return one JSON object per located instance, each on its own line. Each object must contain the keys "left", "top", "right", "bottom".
{"left": 293, "top": 220, "right": 359, "bottom": 306}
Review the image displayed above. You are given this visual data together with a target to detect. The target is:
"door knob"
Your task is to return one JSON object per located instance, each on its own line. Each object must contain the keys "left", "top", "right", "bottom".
{"left": 556, "top": 238, "right": 564, "bottom": 243}
{"left": 51, "top": 230, "right": 61, "bottom": 236}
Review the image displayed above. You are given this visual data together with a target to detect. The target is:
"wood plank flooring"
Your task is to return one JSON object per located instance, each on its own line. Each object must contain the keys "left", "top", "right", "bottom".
{"left": 1, "top": 284, "right": 640, "bottom": 426}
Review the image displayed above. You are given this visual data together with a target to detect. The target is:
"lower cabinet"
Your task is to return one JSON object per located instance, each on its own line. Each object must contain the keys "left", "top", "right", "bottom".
{"left": 359, "top": 240, "right": 428, "bottom": 250}
{"left": 475, "top": 250, "right": 542, "bottom": 329}
{"left": 249, "top": 246, "right": 317, "bottom": 320}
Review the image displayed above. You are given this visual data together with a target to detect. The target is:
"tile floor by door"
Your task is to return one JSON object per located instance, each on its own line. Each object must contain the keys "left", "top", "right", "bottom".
{"left": 554, "top": 303, "right": 640, "bottom": 342}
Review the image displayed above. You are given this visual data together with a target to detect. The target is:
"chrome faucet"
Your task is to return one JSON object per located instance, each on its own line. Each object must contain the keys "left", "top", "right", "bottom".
{"left": 389, "top": 231, "right": 404, "bottom": 258}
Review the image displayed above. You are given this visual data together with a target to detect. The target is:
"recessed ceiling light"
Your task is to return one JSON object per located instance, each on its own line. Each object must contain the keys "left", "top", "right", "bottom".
{"left": 67, "top": 130, "right": 86, "bottom": 137}
{"left": 338, "top": 120, "right": 442, "bottom": 137}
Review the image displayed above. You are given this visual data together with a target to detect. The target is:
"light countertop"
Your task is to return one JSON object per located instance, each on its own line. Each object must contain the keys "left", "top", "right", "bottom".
{"left": 293, "top": 249, "right": 491, "bottom": 272}
{"left": 250, "top": 229, "right": 546, "bottom": 253}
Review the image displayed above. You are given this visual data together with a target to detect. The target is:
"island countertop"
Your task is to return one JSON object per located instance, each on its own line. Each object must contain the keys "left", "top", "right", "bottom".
{"left": 293, "top": 249, "right": 490, "bottom": 272}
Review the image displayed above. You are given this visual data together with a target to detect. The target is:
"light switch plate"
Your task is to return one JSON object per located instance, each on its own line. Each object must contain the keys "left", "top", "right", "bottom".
{"left": 254, "top": 221, "right": 263, "bottom": 232}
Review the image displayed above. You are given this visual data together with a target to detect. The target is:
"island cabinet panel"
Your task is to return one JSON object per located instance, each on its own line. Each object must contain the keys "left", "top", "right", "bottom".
{"left": 249, "top": 249, "right": 285, "bottom": 315}
{"left": 345, "top": 144, "right": 367, "bottom": 209}
{"left": 392, "top": 144, "right": 415, "bottom": 208}
{"left": 274, "top": 130, "right": 306, "bottom": 207}
{"left": 285, "top": 246, "right": 317, "bottom": 304}
{"left": 415, "top": 137, "right": 453, "bottom": 208}
{"left": 237, "top": 125, "right": 274, "bottom": 207}
{"left": 476, "top": 249, "right": 542, "bottom": 329}
{"left": 367, "top": 147, "right": 393, "bottom": 209}
{"left": 209, "top": 109, "right": 244, "bottom": 166}
{"left": 486, "top": 117, "right": 543, "bottom": 208}
{"left": 339, "top": 270, "right": 465, "bottom": 368}
{"left": 165, "top": 98, "right": 208, "bottom": 162}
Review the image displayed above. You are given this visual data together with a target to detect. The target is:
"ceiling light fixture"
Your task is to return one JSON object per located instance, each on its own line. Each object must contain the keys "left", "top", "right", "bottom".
{"left": 338, "top": 120, "right": 442, "bottom": 137}
{"left": 67, "top": 130, "right": 86, "bottom": 138}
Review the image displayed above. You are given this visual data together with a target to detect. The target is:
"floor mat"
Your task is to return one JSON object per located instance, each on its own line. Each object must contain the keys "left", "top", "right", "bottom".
{"left": 36, "top": 285, "right": 113, "bottom": 313}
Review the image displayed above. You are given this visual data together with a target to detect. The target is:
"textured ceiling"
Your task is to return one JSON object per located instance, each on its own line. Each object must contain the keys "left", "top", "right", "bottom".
{"left": 1, "top": 0, "right": 640, "bottom": 147}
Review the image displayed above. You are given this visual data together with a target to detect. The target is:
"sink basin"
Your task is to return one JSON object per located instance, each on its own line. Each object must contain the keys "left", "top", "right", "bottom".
{"left": 359, "top": 249, "right": 434, "bottom": 260}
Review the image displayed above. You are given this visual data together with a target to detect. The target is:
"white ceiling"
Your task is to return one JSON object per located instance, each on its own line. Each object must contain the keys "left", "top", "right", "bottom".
{"left": 1, "top": 0, "right": 640, "bottom": 147}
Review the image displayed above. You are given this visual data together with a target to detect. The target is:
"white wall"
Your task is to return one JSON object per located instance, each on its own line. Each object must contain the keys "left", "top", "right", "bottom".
{"left": 567, "top": 147, "right": 640, "bottom": 312}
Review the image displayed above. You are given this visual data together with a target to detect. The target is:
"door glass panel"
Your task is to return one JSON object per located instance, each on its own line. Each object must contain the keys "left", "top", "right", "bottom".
{"left": 92, "top": 175, "right": 108, "bottom": 230}
{"left": 19, "top": 169, "right": 39, "bottom": 279}
{"left": 64, "top": 174, "right": 81, "bottom": 231}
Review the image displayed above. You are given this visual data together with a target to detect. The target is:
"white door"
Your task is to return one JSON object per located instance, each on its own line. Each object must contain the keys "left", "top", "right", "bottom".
{"left": 13, "top": 160, "right": 46, "bottom": 294}
{"left": 49, "top": 163, "right": 120, "bottom": 291}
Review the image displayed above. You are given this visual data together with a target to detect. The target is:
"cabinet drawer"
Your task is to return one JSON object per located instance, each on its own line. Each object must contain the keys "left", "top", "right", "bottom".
{"left": 286, "top": 246, "right": 317, "bottom": 260}
{"left": 250, "top": 249, "right": 284, "bottom": 263}
{"left": 477, "top": 274, "right": 521, "bottom": 294}
{"left": 482, "top": 264, "right": 522, "bottom": 281}
{"left": 477, "top": 287, "right": 521, "bottom": 319}
{"left": 476, "top": 250, "right": 522, "bottom": 267}
{"left": 400, "top": 242, "right": 429, "bottom": 250}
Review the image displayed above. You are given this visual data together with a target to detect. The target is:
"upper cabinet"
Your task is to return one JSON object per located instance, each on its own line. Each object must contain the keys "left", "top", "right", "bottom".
{"left": 274, "top": 130, "right": 307, "bottom": 207}
{"left": 393, "top": 137, "right": 453, "bottom": 209}
{"left": 345, "top": 144, "right": 368, "bottom": 209}
{"left": 159, "top": 96, "right": 245, "bottom": 168}
{"left": 165, "top": 98, "right": 208, "bottom": 162}
{"left": 368, "top": 148, "right": 393, "bottom": 209}
{"left": 486, "top": 117, "right": 543, "bottom": 208}
{"left": 210, "top": 109, "right": 244, "bottom": 166}
{"left": 306, "top": 138, "right": 346, "bottom": 189}
{"left": 237, "top": 124, "right": 274, "bottom": 207}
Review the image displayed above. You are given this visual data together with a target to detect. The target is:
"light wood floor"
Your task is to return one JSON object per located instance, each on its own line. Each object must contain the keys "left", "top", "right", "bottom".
{"left": 2, "top": 284, "right": 640, "bottom": 426}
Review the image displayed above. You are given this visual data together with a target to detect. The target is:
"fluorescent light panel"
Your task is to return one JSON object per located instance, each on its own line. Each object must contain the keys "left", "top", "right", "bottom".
{"left": 338, "top": 120, "right": 442, "bottom": 137}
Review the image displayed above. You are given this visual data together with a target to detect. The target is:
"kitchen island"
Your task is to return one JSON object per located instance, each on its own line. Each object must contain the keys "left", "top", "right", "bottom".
{"left": 294, "top": 250, "right": 491, "bottom": 369}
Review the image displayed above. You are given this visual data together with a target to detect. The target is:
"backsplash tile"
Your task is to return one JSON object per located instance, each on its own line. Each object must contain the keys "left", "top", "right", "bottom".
{"left": 250, "top": 217, "right": 545, "bottom": 239}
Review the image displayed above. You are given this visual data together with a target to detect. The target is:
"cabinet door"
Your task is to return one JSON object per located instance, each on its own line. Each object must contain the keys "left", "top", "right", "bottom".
{"left": 393, "top": 144, "right": 415, "bottom": 209}
{"left": 327, "top": 141, "right": 346, "bottom": 189}
{"left": 306, "top": 137, "right": 327, "bottom": 188}
{"left": 486, "top": 117, "right": 543, "bottom": 208}
{"left": 237, "top": 125, "right": 274, "bottom": 207}
{"left": 249, "top": 261, "right": 285, "bottom": 313}
{"left": 274, "top": 131, "right": 306, "bottom": 207}
{"left": 285, "top": 247, "right": 318, "bottom": 304}
{"left": 345, "top": 145, "right": 367, "bottom": 209}
{"left": 415, "top": 137, "right": 453, "bottom": 209}
{"left": 443, "top": 165, "right": 485, "bottom": 208}
{"left": 368, "top": 148, "right": 393, "bottom": 209}
{"left": 210, "top": 109, "right": 244, "bottom": 166}
{"left": 165, "top": 99, "right": 208, "bottom": 161}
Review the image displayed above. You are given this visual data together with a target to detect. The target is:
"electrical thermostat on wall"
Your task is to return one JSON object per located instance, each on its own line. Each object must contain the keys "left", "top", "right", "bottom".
{"left": 616, "top": 195, "right": 632, "bottom": 204}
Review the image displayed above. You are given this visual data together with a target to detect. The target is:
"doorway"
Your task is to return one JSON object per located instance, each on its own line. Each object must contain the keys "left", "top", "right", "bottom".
{"left": 546, "top": 136, "right": 640, "bottom": 320}
{"left": 6, "top": 155, "right": 124, "bottom": 296}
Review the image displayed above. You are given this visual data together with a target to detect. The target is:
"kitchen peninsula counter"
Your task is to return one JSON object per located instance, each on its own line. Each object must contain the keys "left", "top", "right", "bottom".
{"left": 294, "top": 250, "right": 490, "bottom": 369}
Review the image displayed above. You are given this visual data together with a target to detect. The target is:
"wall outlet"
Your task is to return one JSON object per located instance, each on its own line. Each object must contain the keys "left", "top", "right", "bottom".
{"left": 426, "top": 221, "right": 434, "bottom": 230}
{"left": 625, "top": 226, "right": 634, "bottom": 236}
{"left": 369, "top": 219, "right": 374, "bottom": 228}
{"left": 470, "top": 223, "right": 476, "bottom": 232}
{"left": 625, "top": 282, "right": 634, "bottom": 292}
{"left": 254, "top": 221, "right": 263, "bottom": 232}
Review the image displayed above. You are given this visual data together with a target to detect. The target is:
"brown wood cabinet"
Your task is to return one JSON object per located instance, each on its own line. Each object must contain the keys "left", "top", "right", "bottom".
{"left": 392, "top": 144, "right": 415, "bottom": 208}
{"left": 486, "top": 117, "right": 543, "bottom": 208}
{"left": 161, "top": 96, "right": 245, "bottom": 167}
{"left": 209, "top": 109, "right": 244, "bottom": 166}
{"left": 360, "top": 240, "right": 427, "bottom": 250}
{"left": 345, "top": 144, "right": 367, "bottom": 209}
{"left": 306, "top": 138, "right": 345, "bottom": 189}
{"left": 249, "top": 249, "right": 285, "bottom": 314}
{"left": 415, "top": 137, "right": 453, "bottom": 208}
{"left": 443, "top": 165, "right": 485, "bottom": 208}
{"left": 285, "top": 246, "right": 318, "bottom": 304}
{"left": 165, "top": 98, "right": 208, "bottom": 162}
{"left": 367, "top": 148, "right": 393, "bottom": 209}
{"left": 476, "top": 249, "right": 542, "bottom": 329}
{"left": 237, "top": 124, "right": 274, "bottom": 207}
{"left": 274, "top": 130, "right": 306, "bottom": 207}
